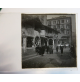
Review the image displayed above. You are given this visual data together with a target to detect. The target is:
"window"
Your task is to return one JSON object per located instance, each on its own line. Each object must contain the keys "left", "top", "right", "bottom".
{"left": 58, "top": 41, "right": 60, "bottom": 44}
{"left": 57, "top": 20, "right": 60, "bottom": 24}
{"left": 66, "top": 25, "right": 69, "bottom": 29}
{"left": 61, "top": 28, "right": 64, "bottom": 33}
{"left": 48, "top": 30, "right": 52, "bottom": 33}
{"left": 27, "top": 37, "right": 34, "bottom": 47}
{"left": 53, "top": 25, "right": 56, "bottom": 29}
{"left": 57, "top": 25, "right": 60, "bottom": 29}
{"left": 66, "top": 19, "right": 69, "bottom": 22}
{"left": 35, "top": 36, "right": 40, "bottom": 46}
{"left": 51, "top": 26, "right": 53, "bottom": 28}
{"left": 67, "top": 31, "right": 69, "bottom": 34}
{"left": 65, "top": 30, "right": 66, "bottom": 34}
{"left": 61, "top": 25, "right": 64, "bottom": 28}
{"left": 61, "top": 20, "right": 64, "bottom": 23}
{"left": 53, "top": 21, "right": 56, "bottom": 24}
{"left": 67, "top": 25, "right": 69, "bottom": 29}
{"left": 48, "top": 21, "right": 51, "bottom": 25}
{"left": 67, "top": 25, "right": 68, "bottom": 29}
{"left": 49, "top": 39, "right": 53, "bottom": 45}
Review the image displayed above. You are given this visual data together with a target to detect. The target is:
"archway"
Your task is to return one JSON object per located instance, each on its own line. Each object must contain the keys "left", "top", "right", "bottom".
{"left": 49, "top": 39, "right": 53, "bottom": 45}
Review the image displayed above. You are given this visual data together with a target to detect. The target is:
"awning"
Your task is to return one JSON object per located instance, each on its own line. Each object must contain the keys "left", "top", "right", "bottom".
{"left": 61, "top": 36, "right": 69, "bottom": 38}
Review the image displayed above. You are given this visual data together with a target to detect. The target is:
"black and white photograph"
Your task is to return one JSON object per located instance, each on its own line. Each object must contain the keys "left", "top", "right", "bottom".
{"left": 22, "top": 14, "right": 77, "bottom": 68}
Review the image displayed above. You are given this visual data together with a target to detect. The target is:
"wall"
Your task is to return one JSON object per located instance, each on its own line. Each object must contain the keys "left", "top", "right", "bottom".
{"left": 47, "top": 16, "right": 73, "bottom": 46}
{"left": 71, "top": 15, "right": 76, "bottom": 50}
{"left": 47, "top": 15, "right": 76, "bottom": 46}
{"left": 40, "top": 30, "right": 46, "bottom": 37}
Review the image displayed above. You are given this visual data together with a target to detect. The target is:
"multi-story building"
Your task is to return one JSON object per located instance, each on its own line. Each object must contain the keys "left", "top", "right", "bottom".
{"left": 47, "top": 16, "right": 72, "bottom": 47}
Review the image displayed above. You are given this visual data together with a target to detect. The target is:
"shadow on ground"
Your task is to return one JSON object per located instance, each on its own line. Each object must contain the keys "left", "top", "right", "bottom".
{"left": 22, "top": 52, "right": 77, "bottom": 68}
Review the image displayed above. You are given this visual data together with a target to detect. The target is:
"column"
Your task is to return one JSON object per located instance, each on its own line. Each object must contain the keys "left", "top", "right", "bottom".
{"left": 53, "top": 39, "right": 54, "bottom": 49}
{"left": 39, "top": 32, "right": 41, "bottom": 47}
{"left": 32, "top": 37, "right": 35, "bottom": 51}
{"left": 23, "top": 37, "right": 26, "bottom": 53}
{"left": 33, "top": 37, "right": 35, "bottom": 47}
{"left": 47, "top": 39, "right": 49, "bottom": 46}
{"left": 39, "top": 37, "right": 41, "bottom": 47}
{"left": 56, "top": 39, "right": 58, "bottom": 46}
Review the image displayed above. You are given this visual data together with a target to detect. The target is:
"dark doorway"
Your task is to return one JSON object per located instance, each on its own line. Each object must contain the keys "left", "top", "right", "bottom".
{"left": 49, "top": 39, "right": 53, "bottom": 45}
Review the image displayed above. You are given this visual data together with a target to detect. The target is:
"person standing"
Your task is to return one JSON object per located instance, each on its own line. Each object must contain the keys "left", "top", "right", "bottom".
{"left": 46, "top": 46, "right": 49, "bottom": 54}
{"left": 39, "top": 44, "right": 45, "bottom": 56}
{"left": 56, "top": 46, "right": 58, "bottom": 52}
{"left": 49, "top": 45, "right": 52, "bottom": 54}
{"left": 60, "top": 45, "right": 63, "bottom": 55}
{"left": 41, "top": 45, "right": 45, "bottom": 56}
{"left": 35, "top": 45, "right": 40, "bottom": 55}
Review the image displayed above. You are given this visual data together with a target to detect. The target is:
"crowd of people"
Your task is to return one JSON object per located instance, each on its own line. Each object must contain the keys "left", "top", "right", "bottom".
{"left": 35, "top": 45, "right": 46, "bottom": 56}
{"left": 56, "top": 45, "right": 64, "bottom": 55}
{"left": 35, "top": 44, "right": 65, "bottom": 56}
{"left": 35, "top": 44, "right": 75, "bottom": 56}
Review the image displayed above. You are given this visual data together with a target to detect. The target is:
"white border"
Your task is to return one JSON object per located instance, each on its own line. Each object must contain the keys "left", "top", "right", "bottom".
{"left": 0, "top": 8, "right": 80, "bottom": 74}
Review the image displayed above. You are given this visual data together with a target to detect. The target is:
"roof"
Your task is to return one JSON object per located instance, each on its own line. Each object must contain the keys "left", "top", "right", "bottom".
{"left": 22, "top": 17, "right": 42, "bottom": 26}
{"left": 22, "top": 15, "right": 60, "bottom": 34}
{"left": 22, "top": 16, "right": 43, "bottom": 32}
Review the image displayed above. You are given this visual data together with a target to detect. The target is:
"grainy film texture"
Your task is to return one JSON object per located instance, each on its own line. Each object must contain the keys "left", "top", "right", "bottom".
{"left": 21, "top": 14, "right": 76, "bottom": 68}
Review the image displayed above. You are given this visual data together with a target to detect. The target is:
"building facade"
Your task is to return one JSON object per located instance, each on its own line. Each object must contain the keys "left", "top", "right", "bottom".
{"left": 47, "top": 16, "right": 72, "bottom": 47}
{"left": 22, "top": 14, "right": 59, "bottom": 55}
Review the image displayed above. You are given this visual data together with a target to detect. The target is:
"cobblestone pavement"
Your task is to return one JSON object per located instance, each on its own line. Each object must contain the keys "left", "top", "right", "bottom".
{"left": 22, "top": 48, "right": 77, "bottom": 68}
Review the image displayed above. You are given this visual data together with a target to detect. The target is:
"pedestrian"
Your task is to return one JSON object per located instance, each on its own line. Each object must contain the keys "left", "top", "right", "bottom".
{"left": 46, "top": 46, "right": 49, "bottom": 54}
{"left": 56, "top": 46, "right": 58, "bottom": 52}
{"left": 40, "top": 45, "right": 45, "bottom": 56}
{"left": 70, "top": 45, "right": 76, "bottom": 57}
{"left": 49, "top": 45, "right": 53, "bottom": 54}
{"left": 60, "top": 45, "right": 63, "bottom": 55}
{"left": 35, "top": 45, "right": 40, "bottom": 55}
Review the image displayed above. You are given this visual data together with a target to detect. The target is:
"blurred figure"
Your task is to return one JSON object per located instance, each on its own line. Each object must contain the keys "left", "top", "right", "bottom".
{"left": 49, "top": 45, "right": 53, "bottom": 54}
{"left": 35, "top": 45, "right": 40, "bottom": 55}
{"left": 64, "top": 44, "right": 66, "bottom": 48}
{"left": 70, "top": 45, "right": 75, "bottom": 57}
{"left": 56, "top": 46, "right": 58, "bottom": 52}
{"left": 40, "top": 44, "right": 45, "bottom": 56}
{"left": 46, "top": 46, "right": 49, "bottom": 54}
{"left": 70, "top": 45, "right": 75, "bottom": 54}
{"left": 60, "top": 45, "right": 63, "bottom": 55}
